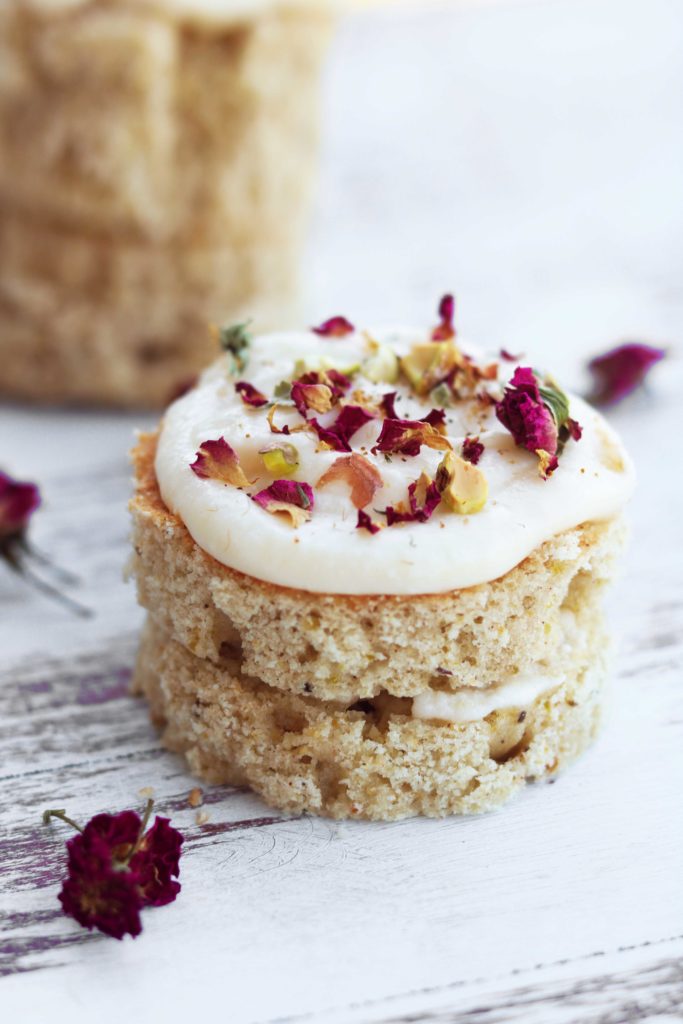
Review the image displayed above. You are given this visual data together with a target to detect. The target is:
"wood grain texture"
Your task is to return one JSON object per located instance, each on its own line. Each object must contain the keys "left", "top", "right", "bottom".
{"left": 1, "top": 0, "right": 682, "bottom": 1020}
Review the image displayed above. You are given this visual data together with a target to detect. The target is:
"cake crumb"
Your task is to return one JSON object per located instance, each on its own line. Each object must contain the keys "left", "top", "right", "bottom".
{"left": 187, "top": 787, "right": 204, "bottom": 808}
{"left": 138, "top": 786, "right": 155, "bottom": 799}
{"left": 196, "top": 810, "right": 210, "bottom": 825}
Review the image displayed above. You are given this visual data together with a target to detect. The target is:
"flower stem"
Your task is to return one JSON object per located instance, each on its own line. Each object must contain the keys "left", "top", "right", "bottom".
{"left": 129, "top": 798, "right": 155, "bottom": 858}
{"left": 42, "top": 808, "right": 84, "bottom": 833}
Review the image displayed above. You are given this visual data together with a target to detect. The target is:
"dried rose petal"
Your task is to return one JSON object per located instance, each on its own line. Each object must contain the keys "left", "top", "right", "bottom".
{"left": 356, "top": 510, "right": 382, "bottom": 535}
{"left": 420, "top": 408, "right": 447, "bottom": 433}
{"left": 291, "top": 381, "right": 334, "bottom": 418}
{"left": 312, "top": 316, "right": 355, "bottom": 338}
{"left": 431, "top": 294, "right": 456, "bottom": 341}
{"left": 190, "top": 438, "right": 251, "bottom": 488}
{"left": 384, "top": 472, "right": 441, "bottom": 525}
{"left": 317, "top": 454, "right": 383, "bottom": 509}
{"left": 372, "top": 417, "right": 451, "bottom": 457}
{"left": 461, "top": 436, "right": 484, "bottom": 465}
{"left": 252, "top": 480, "right": 314, "bottom": 527}
{"left": 310, "top": 405, "right": 376, "bottom": 453}
{"left": 588, "top": 343, "right": 665, "bottom": 405}
{"left": 500, "top": 349, "right": 522, "bottom": 361}
{"left": 235, "top": 381, "right": 268, "bottom": 408}
{"left": 0, "top": 471, "right": 40, "bottom": 539}
{"left": 381, "top": 392, "right": 398, "bottom": 418}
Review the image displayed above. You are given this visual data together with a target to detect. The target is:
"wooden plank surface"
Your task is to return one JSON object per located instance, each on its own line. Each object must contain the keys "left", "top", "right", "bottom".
{"left": 1, "top": 0, "right": 682, "bottom": 1020}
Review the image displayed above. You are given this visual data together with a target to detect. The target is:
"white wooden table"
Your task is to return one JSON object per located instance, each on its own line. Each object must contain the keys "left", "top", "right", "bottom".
{"left": 1, "top": 1, "right": 682, "bottom": 1020}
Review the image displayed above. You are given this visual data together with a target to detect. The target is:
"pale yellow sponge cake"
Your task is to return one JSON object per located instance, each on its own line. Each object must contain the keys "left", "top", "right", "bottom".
{"left": 130, "top": 298, "right": 635, "bottom": 819}
{"left": 0, "top": 0, "right": 333, "bottom": 406}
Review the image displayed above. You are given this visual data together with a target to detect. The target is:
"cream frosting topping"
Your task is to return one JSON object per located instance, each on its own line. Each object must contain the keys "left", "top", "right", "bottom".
{"left": 155, "top": 324, "right": 635, "bottom": 595}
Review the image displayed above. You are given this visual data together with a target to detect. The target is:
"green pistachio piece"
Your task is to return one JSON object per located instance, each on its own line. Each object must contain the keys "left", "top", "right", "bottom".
{"left": 435, "top": 450, "right": 488, "bottom": 515}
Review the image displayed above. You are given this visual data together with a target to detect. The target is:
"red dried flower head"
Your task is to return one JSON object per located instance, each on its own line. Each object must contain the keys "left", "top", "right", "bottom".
{"left": 311, "top": 316, "right": 355, "bottom": 338}
{"left": 461, "top": 436, "right": 484, "bottom": 465}
{"left": 0, "top": 471, "right": 40, "bottom": 540}
{"left": 356, "top": 509, "right": 382, "bottom": 535}
{"left": 310, "top": 405, "right": 376, "bottom": 453}
{"left": 252, "top": 479, "right": 315, "bottom": 527}
{"left": 291, "top": 381, "right": 334, "bottom": 418}
{"left": 432, "top": 294, "right": 456, "bottom": 341}
{"left": 48, "top": 802, "right": 184, "bottom": 941}
{"left": 372, "top": 417, "right": 451, "bottom": 457}
{"left": 588, "top": 343, "right": 665, "bottom": 405}
{"left": 235, "top": 381, "right": 268, "bottom": 408}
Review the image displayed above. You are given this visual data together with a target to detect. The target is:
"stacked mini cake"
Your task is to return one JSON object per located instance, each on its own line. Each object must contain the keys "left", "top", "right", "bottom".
{"left": 131, "top": 299, "right": 634, "bottom": 819}
{"left": 0, "top": 0, "right": 333, "bottom": 406}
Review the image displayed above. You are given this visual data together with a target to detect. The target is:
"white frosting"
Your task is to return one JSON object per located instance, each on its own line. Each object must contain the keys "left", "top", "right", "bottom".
{"left": 155, "top": 326, "right": 635, "bottom": 595}
{"left": 411, "top": 671, "right": 561, "bottom": 723}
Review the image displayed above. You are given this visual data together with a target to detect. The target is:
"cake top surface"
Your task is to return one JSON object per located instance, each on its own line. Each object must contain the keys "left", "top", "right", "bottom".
{"left": 19, "top": 0, "right": 335, "bottom": 26}
{"left": 154, "top": 302, "right": 635, "bottom": 595}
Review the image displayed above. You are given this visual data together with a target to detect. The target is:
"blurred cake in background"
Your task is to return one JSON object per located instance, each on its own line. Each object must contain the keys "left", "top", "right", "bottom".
{"left": 0, "top": 0, "right": 334, "bottom": 406}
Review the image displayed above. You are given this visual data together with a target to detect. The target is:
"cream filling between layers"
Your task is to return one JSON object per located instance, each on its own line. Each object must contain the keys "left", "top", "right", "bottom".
{"left": 411, "top": 671, "right": 563, "bottom": 723}
{"left": 155, "top": 327, "right": 635, "bottom": 595}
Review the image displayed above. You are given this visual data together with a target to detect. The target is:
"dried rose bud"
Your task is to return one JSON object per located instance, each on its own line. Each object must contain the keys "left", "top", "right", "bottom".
{"left": 311, "top": 316, "right": 355, "bottom": 338}
{"left": 587, "top": 342, "right": 665, "bottom": 405}
{"left": 190, "top": 438, "right": 252, "bottom": 488}
{"left": 495, "top": 367, "right": 580, "bottom": 479}
{"left": 252, "top": 480, "right": 314, "bottom": 527}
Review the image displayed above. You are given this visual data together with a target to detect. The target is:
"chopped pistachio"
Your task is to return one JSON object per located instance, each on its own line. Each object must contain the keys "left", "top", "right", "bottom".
{"left": 435, "top": 450, "right": 488, "bottom": 514}
{"left": 400, "top": 341, "right": 461, "bottom": 395}
{"left": 429, "top": 381, "right": 452, "bottom": 407}
{"left": 362, "top": 344, "right": 400, "bottom": 384}
{"left": 259, "top": 442, "right": 299, "bottom": 477}
{"left": 273, "top": 379, "right": 293, "bottom": 400}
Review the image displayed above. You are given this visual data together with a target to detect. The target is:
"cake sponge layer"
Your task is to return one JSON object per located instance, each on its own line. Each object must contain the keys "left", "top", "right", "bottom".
{"left": 133, "top": 615, "right": 608, "bottom": 820}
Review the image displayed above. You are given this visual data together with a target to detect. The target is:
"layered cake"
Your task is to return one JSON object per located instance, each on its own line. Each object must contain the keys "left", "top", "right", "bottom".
{"left": 0, "top": 0, "right": 333, "bottom": 406}
{"left": 131, "top": 298, "right": 634, "bottom": 819}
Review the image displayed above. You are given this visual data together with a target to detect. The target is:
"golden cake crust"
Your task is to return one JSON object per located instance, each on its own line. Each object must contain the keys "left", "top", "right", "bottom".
{"left": 130, "top": 431, "right": 626, "bottom": 702}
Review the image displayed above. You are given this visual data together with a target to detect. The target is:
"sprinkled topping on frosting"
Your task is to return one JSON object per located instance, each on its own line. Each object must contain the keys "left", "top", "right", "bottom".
{"left": 190, "top": 438, "right": 251, "bottom": 488}
{"left": 317, "top": 454, "right": 383, "bottom": 509}
{"left": 258, "top": 442, "right": 299, "bottom": 477}
{"left": 435, "top": 451, "right": 488, "bottom": 515}
{"left": 461, "top": 436, "right": 484, "bottom": 465}
{"left": 312, "top": 315, "right": 355, "bottom": 338}
{"left": 216, "top": 320, "right": 252, "bottom": 373}
{"left": 310, "top": 405, "right": 376, "bottom": 453}
{"left": 372, "top": 417, "right": 451, "bottom": 457}
{"left": 356, "top": 509, "right": 382, "bottom": 534}
{"left": 235, "top": 381, "right": 268, "bottom": 408}
{"left": 384, "top": 472, "right": 442, "bottom": 526}
{"left": 252, "top": 480, "right": 314, "bottom": 528}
